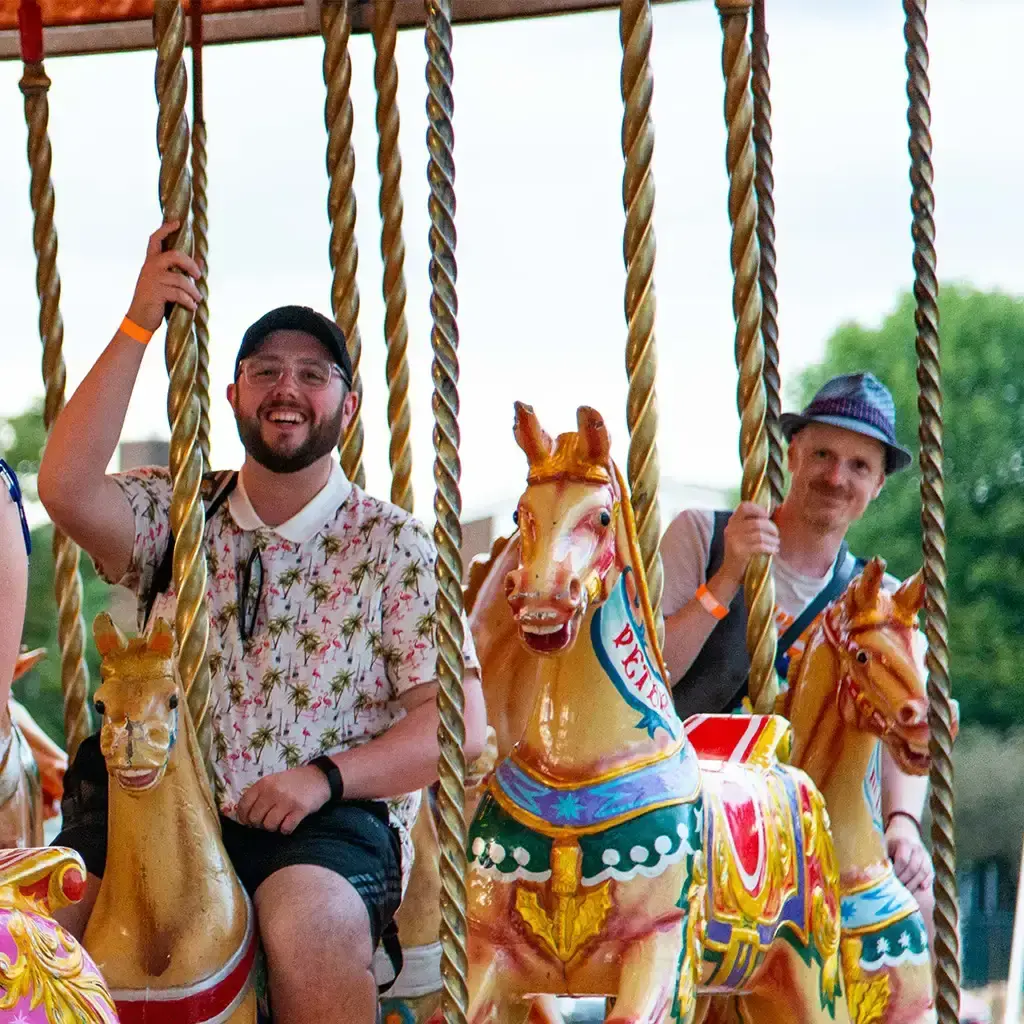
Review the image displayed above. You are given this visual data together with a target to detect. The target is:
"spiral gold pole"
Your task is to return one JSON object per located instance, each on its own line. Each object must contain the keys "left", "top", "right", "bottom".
{"left": 20, "top": 55, "right": 91, "bottom": 761}
{"left": 322, "top": 0, "right": 366, "bottom": 489}
{"left": 191, "top": 0, "right": 211, "bottom": 470}
{"left": 904, "top": 3, "right": 959, "bottom": 1020}
{"left": 424, "top": 5, "right": 467, "bottom": 1023}
{"left": 153, "top": 0, "right": 213, "bottom": 770}
{"left": 717, "top": 0, "right": 777, "bottom": 714}
{"left": 373, "top": 0, "right": 414, "bottom": 514}
{"left": 619, "top": 0, "right": 664, "bottom": 639}
{"left": 751, "top": 0, "right": 783, "bottom": 509}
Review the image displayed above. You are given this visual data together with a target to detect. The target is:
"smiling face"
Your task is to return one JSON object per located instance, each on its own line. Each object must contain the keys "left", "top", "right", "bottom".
{"left": 228, "top": 329, "right": 358, "bottom": 475}
{"left": 786, "top": 423, "right": 887, "bottom": 535}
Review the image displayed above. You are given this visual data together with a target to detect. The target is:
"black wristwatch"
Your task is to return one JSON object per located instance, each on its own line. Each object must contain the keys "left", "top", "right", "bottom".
{"left": 308, "top": 755, "right": 345, "bottom": 805}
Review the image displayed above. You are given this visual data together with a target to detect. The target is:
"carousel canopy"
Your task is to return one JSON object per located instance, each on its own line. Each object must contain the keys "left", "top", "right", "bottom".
{"left": 0, "top": 0, "right": 688, "bottom": 61}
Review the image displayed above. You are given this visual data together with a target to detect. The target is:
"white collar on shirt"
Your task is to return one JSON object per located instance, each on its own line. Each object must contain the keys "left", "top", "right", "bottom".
{"left": 228, "top": 460, "right": 352, "bottom": 544}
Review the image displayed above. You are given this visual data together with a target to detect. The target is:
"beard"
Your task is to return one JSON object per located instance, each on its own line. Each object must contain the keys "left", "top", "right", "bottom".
{"left": 235, "top": 397, "right": 346, "bottom": 474}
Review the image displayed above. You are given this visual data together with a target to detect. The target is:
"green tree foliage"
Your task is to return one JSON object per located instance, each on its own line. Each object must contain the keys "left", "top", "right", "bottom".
{"left": 2, "top": 399, "right": 108, "bottom": 745}
{"left": 797, "top": 285, "right": 1024, "bottom": 730}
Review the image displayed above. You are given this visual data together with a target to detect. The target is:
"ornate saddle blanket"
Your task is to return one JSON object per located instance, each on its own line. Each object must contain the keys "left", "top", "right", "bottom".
{"left": 683, "top": 713, "right": 792, "bottom": 768}
{"left": 700, "top": 761, "right": 832, "bottom": 991}
{"left": 469, "top": 744, "right": 702, "bottom": 887}
{"left": 841, "top": 868, "right": 929, "bottom": 970}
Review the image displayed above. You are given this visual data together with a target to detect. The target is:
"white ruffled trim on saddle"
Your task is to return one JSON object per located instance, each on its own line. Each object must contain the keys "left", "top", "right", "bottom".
{"left": 382, "top": 940, "right": 441, "bottom": 997}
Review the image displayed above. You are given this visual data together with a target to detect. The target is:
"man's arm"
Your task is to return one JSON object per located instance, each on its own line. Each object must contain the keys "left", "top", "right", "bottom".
{"left": 37, "top": 222, "right": 201, "bottom": 581}
{"left": 661, "top": 503, "right": 779, "bottom": 685}
{"left": 881, "top": 745, "right": 933, "bottom": 894}
{"left": 236, "top": 671, "right": 487, "bottom": 834}
{"left": 0, "top": 492, "right": 29, "bottom": 711}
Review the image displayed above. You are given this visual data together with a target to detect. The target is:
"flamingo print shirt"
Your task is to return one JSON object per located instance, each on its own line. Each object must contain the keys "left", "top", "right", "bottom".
{"left": 100, "top": 459, "right": 479, "bottom": 890}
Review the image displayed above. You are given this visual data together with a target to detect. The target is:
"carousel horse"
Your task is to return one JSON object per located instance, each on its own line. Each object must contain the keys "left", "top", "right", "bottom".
{"left": 84, "top": 613, "right": 258, "bottom": 1024}
{"left": 444, "top": 403, "right": 850, "bottom": 1024}
{"left": 0, "top": 648, "right": 68, "bottom": 849}
{"left": 776, "top": 558, "right": 944, "bottom": 1024}
{"left": 0, "top": 845, "right": 118, "bottom": 1023}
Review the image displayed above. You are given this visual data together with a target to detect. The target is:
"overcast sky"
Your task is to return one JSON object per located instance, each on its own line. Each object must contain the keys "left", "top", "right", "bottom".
{"left": 1, "top": 0, "right": 1021, "bottom": 524}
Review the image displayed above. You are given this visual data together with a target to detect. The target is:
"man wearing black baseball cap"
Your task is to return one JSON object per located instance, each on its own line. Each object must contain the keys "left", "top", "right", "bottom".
{"left": 658, "top": 370, "right": 934, "bottom": 947}
{"left": 38, "top": 223, "right": 487, "bottom": 1024}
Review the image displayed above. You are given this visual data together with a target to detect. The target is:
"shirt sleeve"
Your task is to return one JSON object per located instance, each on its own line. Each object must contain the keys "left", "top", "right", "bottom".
{"left": 659, "top": 508, "right": 715, "bottom": 617}
{"left": 94, "top": 467, "right": 173, "bottom": 599}
{"left": 381, "top": 517, "right": 480, "bottom": 697}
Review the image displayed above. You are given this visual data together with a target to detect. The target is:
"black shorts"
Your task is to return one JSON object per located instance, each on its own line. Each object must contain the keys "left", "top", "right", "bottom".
{"left": 54, "top": 734, "right": 403, "bottom": 956}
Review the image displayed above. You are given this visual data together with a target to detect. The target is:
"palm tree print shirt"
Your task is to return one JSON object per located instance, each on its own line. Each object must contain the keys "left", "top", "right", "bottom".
{"left": 100, "top": 460, "right": 480, "bottom": 891}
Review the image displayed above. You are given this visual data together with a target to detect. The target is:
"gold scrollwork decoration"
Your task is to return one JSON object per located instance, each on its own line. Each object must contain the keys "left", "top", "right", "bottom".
{"left": 0, "top": 910, "right": 116, "bottom": 1023}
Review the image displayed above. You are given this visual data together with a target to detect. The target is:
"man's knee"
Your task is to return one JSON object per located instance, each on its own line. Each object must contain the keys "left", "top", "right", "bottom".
{"left": 256, "top": 864, "right": 374, "bottom": 976}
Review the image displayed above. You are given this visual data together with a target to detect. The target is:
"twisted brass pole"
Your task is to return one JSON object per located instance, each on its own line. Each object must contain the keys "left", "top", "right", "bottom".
{"left": 619, "top": 0, "right": 664, "bottom": 639}
{"left": 322, "top": 0, "right": 366, "bottom": 489}
{"left": 373, "top": 0, "right": 414, "bottom": 514}
{"left": 424, "top": 4, "right": 467, "bottom": 1023}
{"left": 751, "top": 0, "right": 783, "bottom": 508}
{"left": 153, "top": 0, "right": 213, "bottom": 771}
{"left": 191, "top": 0, "right": 211, "bottom": 469}
{"left": 717, "top": 0, "right": 777, "bottom": 714}
{"left": 20, "top": 52, "right": 91, "bottom": 761}
{"left": 904, "top": 3, "right": 959, "bottom": 1020}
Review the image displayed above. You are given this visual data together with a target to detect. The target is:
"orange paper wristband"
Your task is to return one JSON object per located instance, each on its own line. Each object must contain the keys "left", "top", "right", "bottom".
{"left": 695, "top": 583, "right": 729, "bottom": 621}
{"left": 120, "top": 316, "right": 154, "bottom": 345}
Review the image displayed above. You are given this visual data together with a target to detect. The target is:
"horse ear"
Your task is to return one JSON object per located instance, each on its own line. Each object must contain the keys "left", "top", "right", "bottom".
{"left": 148, "top": 619, "right": 175, "bottom": 657}
{"left": 576, "top": 406, "right": 610, "bottom": 464}
{"left": 513, "top": 402, "right": 553, "bottom": 466}
{"left": 893, "top": 569, "right": 926, "bottom": 619}
{"left": 93, "top": 613, "right": 127, "bottom": 658}
{"left": 851, "top": 557, "right": 886, "bottom": 609}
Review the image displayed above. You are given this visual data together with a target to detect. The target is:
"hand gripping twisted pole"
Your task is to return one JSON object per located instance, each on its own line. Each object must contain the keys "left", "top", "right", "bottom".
{"left": 904, "top": 3, "right": 959, "bottom": 1020}
{"left": 373, "top": 0, "right": 415, "bottom": 513}
{"left": 322, "top": 0, "right": 366, "bottom": 488}
{"left": 752, "top": 0, "right": 784, "bottom": 508}
{"left": 424, "top": 5, "right": 467, "bottom": 1023}
{"left": 19, "top": 9, "right": 91, "bottom": 760}
{"left": 619, "top": 0, "right": 665, "bottom": 639}
{"left": 190, "top": 0, "right": 211, "bottom": 469}
{"left": 153, "top": 0, "right": 214, "bottom": 772}
{"left": 717, "top": 0, "right": 778, "bottom": 714}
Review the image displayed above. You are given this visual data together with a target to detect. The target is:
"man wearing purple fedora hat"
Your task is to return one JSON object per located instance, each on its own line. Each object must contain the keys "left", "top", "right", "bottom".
{"left": 659, "top": 371, "right": 933, "bottom": 939}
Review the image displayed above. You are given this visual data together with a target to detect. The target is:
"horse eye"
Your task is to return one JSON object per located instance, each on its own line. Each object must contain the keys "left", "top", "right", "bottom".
{"left": 169, "top": 694, "right": 179, "bottom": 710}
{"left": 512, "top": 509, "right": 519, "bottom": 526}
{"left": 855, "top": 650, "right": 869, "bottom": 664}
{"left": 94, "top": 700, "right": 106, "bottom": 716}
{"left": 599, "top": 510, "right": 612, "bottom": 528}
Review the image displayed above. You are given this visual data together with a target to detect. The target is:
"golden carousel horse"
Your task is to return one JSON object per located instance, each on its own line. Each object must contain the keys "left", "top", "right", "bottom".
{"left": 84, "top": 614, "right": 258, "bottom": 1024}
{"left": 429, "top": 403, "right": 850, "bottom": 1024}
{"left": 776, "top": 559, "right": 945, "bottom": 1024}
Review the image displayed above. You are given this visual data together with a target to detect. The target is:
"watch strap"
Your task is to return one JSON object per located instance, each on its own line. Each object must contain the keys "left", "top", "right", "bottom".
{"left": 309, "top": 755, "right": 344, "bottom": 805}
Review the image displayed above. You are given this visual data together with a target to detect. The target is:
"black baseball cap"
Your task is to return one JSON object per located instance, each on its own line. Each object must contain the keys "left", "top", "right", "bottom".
{"left": 235, "top": 305, "right": 353, "bottom": 388}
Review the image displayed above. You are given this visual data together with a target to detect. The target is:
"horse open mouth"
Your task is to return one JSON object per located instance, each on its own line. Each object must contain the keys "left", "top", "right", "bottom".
{"left": 519, "top": 617, "right": 577, "bottom": 654}
{"left": 112, "top": 764, "right": 166, "bottom": 792}
{"left": 891, "top": 736, "right": 930, "bottom": 776}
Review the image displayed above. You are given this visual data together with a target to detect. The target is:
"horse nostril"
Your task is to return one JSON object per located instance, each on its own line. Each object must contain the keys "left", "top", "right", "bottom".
{"left": 898, "top": 704, "right": 921, "bottom": 726}
{"left": 504, "top": 573, "right": 518, "bottom": 599}
{"left": 568, "top": 578, "right": 582, "bottom": 605}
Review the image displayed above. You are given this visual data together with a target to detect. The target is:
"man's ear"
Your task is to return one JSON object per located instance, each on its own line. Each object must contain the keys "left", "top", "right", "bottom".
{"left": 340, "top": 389, "right": 360, "bottom": 432}
{"left": 227, "top": 381, "right": 236, "bottom": 407}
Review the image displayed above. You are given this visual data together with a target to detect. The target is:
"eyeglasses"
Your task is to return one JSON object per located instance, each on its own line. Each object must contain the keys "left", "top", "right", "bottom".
{"left": 238, "top": 548, "right": 265, "bottom": 646}
{"left": 240, "top": 357, "right": 345, "bottom": 392}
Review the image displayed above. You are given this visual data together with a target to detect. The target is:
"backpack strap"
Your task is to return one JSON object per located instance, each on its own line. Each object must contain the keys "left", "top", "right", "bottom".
{"left": 142, "top": 469, "right": 238, "bottom": 629}
{"left": 774, "top": 544, "right": 866, "bottom": 681}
